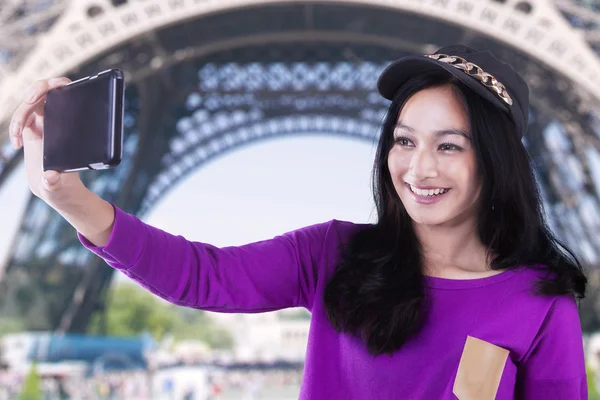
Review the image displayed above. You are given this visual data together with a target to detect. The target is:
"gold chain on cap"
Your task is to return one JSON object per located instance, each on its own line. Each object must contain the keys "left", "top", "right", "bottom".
{"left": 425, "top": 53, "right": 513, "bottom": 106}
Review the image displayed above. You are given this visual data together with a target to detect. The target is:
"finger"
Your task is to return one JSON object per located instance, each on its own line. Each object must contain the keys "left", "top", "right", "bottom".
{"left": 42, "top": 170, "right": 61, "bottom": 191}
{"left": 9, "top": 80, "right": 48, "bottom": 148}
{"left": 21, "top": 113, "right": 41, "bottom": 143}
{"left": 10, "top": 100, "right": 42, "bottom": 149}
{"left": 9, "top": 119, "right": 20, "bottom": 149}
{"left": 9, "top": 78, "right": 71, "bottom": 149}
{"left": 35, "top": 77, "right": 72, "bottom": 117}
{"left": 26, "top": 77, "right": 71, "bottom": 105}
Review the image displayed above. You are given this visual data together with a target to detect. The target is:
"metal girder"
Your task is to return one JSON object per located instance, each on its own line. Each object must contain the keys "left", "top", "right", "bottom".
{"left": 555, "top": 0, "right": 600, "bottom": 44}
{"left": 1, "top": 0, "right": 600, "bottom": 135}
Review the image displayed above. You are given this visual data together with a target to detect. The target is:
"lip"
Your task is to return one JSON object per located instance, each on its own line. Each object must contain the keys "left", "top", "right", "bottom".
{"left": 405, "top": 183, "right": 450, "bottom": 205}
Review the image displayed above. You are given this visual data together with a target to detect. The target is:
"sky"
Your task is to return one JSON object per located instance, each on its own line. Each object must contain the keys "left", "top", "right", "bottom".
{"left": 0, "top": 135, "right": 379, "bottom": 281}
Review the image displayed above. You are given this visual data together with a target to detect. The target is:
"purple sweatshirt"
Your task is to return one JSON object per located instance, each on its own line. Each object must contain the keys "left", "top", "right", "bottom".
{"left": 79, "top": 206, "right": 587, "bottom": 399}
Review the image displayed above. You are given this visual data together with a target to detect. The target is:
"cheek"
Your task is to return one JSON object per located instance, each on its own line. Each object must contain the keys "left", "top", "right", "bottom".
{"left": 387, "top": 148, "right": 407, "bottom": 178}
{"left": 387, "top": 154, "right": 396, "bottom": 177}
{"left": 441, "top": 157, "right": 479, "bottom": 191}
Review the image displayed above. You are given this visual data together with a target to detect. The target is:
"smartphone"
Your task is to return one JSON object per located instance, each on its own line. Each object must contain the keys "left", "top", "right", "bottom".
{"left": 43, "top": 69, "right": 125, "bottom": 172}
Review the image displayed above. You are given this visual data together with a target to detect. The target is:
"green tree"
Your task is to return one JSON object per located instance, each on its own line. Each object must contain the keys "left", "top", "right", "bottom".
{"left": 280, "top": 309, "right": 311, "bottom": 320}
{"left": 589, "top": 364, "right": 600, "bottom": 400}
{"left": 88, "top": 283, "right": 173, "bottom": 339}
{"left": 171, "top": 311, "right": 234, "bottom": 349}
{"left": 88, "top": 283, "right": 233, "bottom": 349}
{"left": 18, "top": 363, "right": 42, "bottom": 400}
{"left": 580, "top": 269, "right": 600, "bottom": 334}
{"left": 0, "top": 317, "right": 25, "bottom": 335}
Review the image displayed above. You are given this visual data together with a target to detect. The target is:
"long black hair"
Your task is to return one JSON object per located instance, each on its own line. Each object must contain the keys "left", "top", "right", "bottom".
{"left": 323, "top": 69, "right": 587, "bottom": 356}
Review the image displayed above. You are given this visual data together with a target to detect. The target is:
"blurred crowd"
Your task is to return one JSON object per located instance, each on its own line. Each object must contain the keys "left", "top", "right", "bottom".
{"left": 0, "top": 366, "right": 303, "bottom": 400}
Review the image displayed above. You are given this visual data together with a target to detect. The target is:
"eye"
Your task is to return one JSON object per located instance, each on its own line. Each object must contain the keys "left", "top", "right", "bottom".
{"left": 439, "top": 143, "right": 462, "bottom": 151}
{"left": 394, "top": 136, "right": 414, "bottom": 147}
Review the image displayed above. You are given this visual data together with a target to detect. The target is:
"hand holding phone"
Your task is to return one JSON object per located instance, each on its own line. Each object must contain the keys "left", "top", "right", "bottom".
{"left": 43, "top": 69, "right": 125, "bottom": 172}
{"left": 8, "top": 76, "right": 118, "bottom": 246}
{"left": 9, "top": 77, "right": 87, "bottom": 207}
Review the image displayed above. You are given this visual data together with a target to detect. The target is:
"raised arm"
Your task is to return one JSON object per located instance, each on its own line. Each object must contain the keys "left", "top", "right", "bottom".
{"left": 9, "top": 77, "right": 362, "bottom": 314}
{"left": 77, "top": 204, "right": 355, "bottom": 312}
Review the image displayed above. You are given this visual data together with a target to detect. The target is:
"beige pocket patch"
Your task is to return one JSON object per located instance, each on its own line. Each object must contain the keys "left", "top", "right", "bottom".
{"left": 452, "top": 335, "right": 509, "bottom": 400}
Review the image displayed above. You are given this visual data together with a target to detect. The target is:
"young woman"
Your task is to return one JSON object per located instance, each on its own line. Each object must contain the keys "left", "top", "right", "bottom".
{"left": 9, "top": 45, "right": 588, "bottom": 399}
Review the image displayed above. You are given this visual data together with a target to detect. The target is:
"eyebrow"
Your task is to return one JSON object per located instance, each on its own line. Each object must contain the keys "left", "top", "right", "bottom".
{"left": 395, "top": 123, "right": 471, "bottom": 140}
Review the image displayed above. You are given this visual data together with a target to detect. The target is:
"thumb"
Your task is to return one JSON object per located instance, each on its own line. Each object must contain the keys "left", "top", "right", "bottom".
{"left": 42, "top": 170, "right": 61, "bottom": 191}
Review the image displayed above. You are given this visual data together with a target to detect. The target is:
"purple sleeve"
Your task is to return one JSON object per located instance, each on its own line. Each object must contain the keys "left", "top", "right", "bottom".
{"left": 516, "top": 294, "right": 587, "bottom": 399}
{"left": 78, "top": 205, "right": 358, "bottom": 313}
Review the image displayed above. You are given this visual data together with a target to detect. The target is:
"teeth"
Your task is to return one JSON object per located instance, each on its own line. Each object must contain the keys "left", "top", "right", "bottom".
{"left": 410, "top": 185, "right": 448, "bottom": 197}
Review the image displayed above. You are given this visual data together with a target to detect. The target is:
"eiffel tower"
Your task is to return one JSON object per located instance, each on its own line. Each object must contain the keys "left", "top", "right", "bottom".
{"left": 0, "top": 0, "right": 599, "bottom": 333}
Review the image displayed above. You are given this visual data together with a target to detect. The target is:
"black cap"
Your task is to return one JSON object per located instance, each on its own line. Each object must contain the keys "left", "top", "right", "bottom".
{"left": 377, "top": 44, "right": 529, "bottom": 138}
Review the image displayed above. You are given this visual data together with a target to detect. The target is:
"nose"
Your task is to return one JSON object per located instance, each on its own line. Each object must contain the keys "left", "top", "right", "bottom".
{"left": 409, "top": 148, "right": 439, "bottom": 180}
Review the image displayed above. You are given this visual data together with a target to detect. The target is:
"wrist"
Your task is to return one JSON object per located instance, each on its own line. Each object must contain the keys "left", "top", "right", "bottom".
{"left": 46, "top": 179, "right": 92, "bottom": 213}
{"left": 50, "top": 185, "right": 116, "bottom": 247}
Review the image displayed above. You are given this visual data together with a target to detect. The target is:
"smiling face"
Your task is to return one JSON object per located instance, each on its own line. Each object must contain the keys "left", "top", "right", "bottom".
{"left": 387, "top": 85, "right": 482, "bottom": 228}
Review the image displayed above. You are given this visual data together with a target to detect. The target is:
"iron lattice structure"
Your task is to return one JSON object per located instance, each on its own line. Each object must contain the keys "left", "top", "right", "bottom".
{"left": 0, "top": 1, "right": 599, "bottom": 333}
{"left": 555, "top": 0, "right": 600, "bottom": 52}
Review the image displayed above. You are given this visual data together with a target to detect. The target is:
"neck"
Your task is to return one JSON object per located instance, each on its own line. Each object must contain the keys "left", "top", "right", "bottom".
{"left": 414, "top": 220, "right": 492, "bottom": 276}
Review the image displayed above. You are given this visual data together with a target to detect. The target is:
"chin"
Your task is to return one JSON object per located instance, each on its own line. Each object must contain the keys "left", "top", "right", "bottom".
{"left": 411, "top": 216, "right": 447, "bottom": 227}
{"left": 405, "top": 210, "right": 448, "bottom": 226}
{"left": 406, "top": 209, "right": 444, "bottom": 225}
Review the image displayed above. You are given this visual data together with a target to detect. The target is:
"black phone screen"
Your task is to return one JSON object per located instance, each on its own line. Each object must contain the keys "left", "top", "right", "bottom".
{"left": 43, "top": 70, "right": 123, "bottom": 172}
